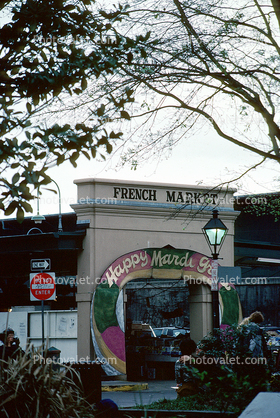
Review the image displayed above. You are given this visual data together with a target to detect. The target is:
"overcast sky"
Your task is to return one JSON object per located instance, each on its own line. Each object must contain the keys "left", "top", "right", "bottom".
{"left": 34, "top": 125, "right": 279, "bottom": 216}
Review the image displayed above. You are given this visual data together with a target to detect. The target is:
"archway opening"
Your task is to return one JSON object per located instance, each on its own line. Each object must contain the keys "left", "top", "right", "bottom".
{"left": 124, "top": 275, "right": 190, "bottom": 380}
{"left": 91, "top": 247, "right": 214, "bottom": 376}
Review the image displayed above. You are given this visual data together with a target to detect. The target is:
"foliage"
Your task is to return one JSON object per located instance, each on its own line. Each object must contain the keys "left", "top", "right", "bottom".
{"left": 196, "top": 326, "right": 273, "bottom": 412}
{"left": 270, "top": 372, "right": 280, "bottom": 391}
{"left": 137, "top": 326, "right": 274, "bottom": 415}
{"left": 0, "top": 0, "right": 127, "bottom": 221}
{"left": 141, "top": 326, "right": 272, "bottom": 414}
{"left": 0, "top": 345, "right": 95, "bottom": 417}
{"left": 58, "top": 0, "right": 280, "bottom": 178}
{"left": 136, "top": 391, "right": 239, "bottom": 414}
{"left": 3, "top": 0, "right": 280, "bottom": 220}
{"left": 237, "top": 193, "right": 280, "bottom": 222}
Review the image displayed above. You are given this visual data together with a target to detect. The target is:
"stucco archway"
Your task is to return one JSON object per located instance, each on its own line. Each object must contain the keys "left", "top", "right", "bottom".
{"left": 90, "top": 247, "right": 221, "bottom": 375}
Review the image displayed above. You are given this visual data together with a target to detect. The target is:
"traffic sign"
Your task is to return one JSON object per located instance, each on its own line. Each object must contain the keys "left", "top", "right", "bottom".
{"left": 30, "top": 272, "right": 56, "bottom": 301}
{"left": 211, "top": 259, "right": 219, "bottom": 291}
{"left": 30, "top": 259, "right": 51, "bottom": 271}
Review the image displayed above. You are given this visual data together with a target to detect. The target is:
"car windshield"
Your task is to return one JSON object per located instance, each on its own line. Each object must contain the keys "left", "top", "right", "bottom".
{"left": 153, "top": 327, "right": 189, "bottom": 338}
{"left": 153, "top": 328, "right": 162, "bottom": 337}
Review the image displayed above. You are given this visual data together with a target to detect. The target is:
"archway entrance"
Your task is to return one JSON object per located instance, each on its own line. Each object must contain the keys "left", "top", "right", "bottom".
{"left": 91, "top": 247, "right": 215, "bottom": 375}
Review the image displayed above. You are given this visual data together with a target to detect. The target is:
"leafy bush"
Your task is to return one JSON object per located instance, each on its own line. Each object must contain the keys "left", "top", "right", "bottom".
{"left": 0, "top": 346, "right": 95, "bottom": 418}
{"left": 194, "top": 326, "right": 273, "bottom": 412}
{"left": 140, "top": 326, "right": 275, "bottom": 415}
{"left": 137, "top": 391, "right": 239, "bottom": 414}
{"left": 270, "top": 372, "right": 280, "bottom": 392}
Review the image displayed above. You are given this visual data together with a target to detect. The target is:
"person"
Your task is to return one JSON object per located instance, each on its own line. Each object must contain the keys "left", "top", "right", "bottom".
{"left": 239, "top": 311, "right": 270, "bottom": 393}
{"left": 0, "top": 328, "right": 22, "bottom": 362}
{"left": 175, "top": 338, "right": 199, "bottom": 397}
{"left": 239, "top": 316, "right": 250, "bottom": 327}
{"left": 244, "top": 311, "right": 267, "bottom": 358}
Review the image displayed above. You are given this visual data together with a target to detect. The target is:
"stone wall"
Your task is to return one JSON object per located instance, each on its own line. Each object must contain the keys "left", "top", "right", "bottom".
{"left": 236, "top": 281, "right": 280, "bottom": 326}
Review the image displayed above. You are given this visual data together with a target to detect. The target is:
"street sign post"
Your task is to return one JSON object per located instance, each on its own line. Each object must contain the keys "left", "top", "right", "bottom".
{"left": 211, "top": 259, "right": 219, "bottom": 291}
{"left": 30, "top": 272, "right": 56, "bottom": 350}
{"left": 30, "top": 259, "right": 51, "bottom": 271}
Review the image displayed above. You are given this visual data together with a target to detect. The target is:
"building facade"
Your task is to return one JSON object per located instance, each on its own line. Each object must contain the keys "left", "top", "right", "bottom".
{"left": 0, "top": 178, "right": 244, "bottom": 376}
{"left": 71, "top": 178, "right": 239, "bottom": 375}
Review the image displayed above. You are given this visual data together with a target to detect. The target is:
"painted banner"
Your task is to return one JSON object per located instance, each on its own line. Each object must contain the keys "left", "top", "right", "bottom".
{"left": 91, "top": 248, "right": 241, "bottom": 375}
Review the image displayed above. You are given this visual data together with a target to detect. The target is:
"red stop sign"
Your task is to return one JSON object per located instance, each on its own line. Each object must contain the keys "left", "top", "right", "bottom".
{"left": 30, "top": 272, "right": 56, "bottom": 301}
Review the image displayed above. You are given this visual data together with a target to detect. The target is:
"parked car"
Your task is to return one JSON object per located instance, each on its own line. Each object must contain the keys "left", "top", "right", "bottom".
{"left": 130, "top": 322, "right": 157, "bottom": 338}
{"left": 153, "top": 327, "right": 190, "bottom": 338}
{"left": 261, "top": 326, "right": 280, "bottom": 348}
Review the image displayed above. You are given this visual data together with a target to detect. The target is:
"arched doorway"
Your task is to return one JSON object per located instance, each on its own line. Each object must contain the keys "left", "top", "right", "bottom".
{"left": 90, "top": 247, "right": 220, "bottom": 375}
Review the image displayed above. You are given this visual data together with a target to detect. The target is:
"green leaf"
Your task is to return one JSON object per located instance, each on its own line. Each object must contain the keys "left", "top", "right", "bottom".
{"left": 16, "top": 206, "right": 25, "bottom": 223}
{"left": 33, "top": 95, "right": 39, "bottom": 106}
{"left": 81, "top": 77, "right": 87, "bottom": 90}
{"left": 120, "top": 110, "right": 130, "bottom": 120}
{"left": 82, "top": 150, "right": 90, "bottom": 160}
{"left": 11, "top": 163, "right": 20, "bottom": 169}
{"left": 140, "top": 48, "right": 147, "bottom": 58}
{"left": 106, "top": 143, "right": 113, "bottom": 154}
{"left": 97, "top": 104, "right": 105, "bottom": 117}
{"left": 127, "top": 52, "right": 133, "bottom": 63}
{"left": 12, "top": 172, "right": 20, "bottom": 184}
{"left": 70, "top": 151, "right": 79, "bottom": 167}
{"left": 26, "top": 102, "right": 32, "bottom": 113}
{"left": 5, "top": 201, "right": 18, "bottom": 216}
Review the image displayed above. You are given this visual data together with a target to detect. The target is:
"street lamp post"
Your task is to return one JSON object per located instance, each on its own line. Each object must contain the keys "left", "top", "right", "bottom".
{"left": 31, "top": 179, "right": 63, "bottom": 232}
{"left": 202, "top": 210, "right": 228, "bottom": 329}
{"left": 51, "top": 179, "right": 63, "bottom": 232}
{"left": 31, "top": 189, "right": 46, "bottom": 224}
{"left": 30, "top": 179, "right": 62, "bottom": 349}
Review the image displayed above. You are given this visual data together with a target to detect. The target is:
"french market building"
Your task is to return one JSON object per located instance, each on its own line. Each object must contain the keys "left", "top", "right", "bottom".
{"left": 71, "top": 178, "right": 240, "bottom": 376}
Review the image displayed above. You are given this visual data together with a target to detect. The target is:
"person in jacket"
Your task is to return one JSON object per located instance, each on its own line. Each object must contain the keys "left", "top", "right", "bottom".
{"left": 0, "top": 328, "right": 21, "bottom": 362}
{"left": 175, "top": 338, "right": 199, "bottom": 397}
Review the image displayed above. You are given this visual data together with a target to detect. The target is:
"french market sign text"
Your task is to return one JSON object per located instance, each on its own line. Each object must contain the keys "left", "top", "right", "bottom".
{"left": 113, "top": 186, "right": 218, "bottom": 204}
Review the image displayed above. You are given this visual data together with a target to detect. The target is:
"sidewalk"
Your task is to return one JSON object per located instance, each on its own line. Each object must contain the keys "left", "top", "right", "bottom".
{"left": 102, "top": 380, "right": 148, "bottom": 392}
{"left": 101, "top": 380, "right": 177, "bottom": 408}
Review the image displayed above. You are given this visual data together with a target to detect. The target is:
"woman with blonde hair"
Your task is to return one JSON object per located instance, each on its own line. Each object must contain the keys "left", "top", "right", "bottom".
{"left": 239, "top": 317, "right": 250, "bottom": 327}
{"left": 244, "top": 311, "right": 266, "bottom": 358}
{"left": 248, "top": 311, "right": 264, "bottom": 324}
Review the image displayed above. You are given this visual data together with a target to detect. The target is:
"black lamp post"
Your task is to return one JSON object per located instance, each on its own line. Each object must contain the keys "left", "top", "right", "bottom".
{"left": 31, "top": 180, "right": 63, "bottom": 232}
{"left": 202, "top": 210, "right": 228, "bottom": 329}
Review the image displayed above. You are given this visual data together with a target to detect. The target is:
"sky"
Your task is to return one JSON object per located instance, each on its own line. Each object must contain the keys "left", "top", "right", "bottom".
{"left": 34, "top": 125, "right": 280, "bottom": 216}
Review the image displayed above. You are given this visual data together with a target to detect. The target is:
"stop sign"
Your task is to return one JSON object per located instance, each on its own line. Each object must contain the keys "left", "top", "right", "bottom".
{"left": 30, "top": 272, "right": 56, "bottom": 301}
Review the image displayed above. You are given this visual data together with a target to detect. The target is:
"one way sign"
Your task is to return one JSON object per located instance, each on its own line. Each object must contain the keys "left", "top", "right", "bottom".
{"left": 30, "top": 259, "right": 51, "bottom": 271}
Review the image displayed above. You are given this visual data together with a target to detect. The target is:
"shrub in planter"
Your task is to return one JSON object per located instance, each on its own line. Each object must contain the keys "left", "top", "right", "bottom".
{"left": 0, "top": 345, "right": 95, "bottom": 418}
{"left": 270, "top": 372, "right": 280, "bottom": 392}
{"left": 193, "top": 326, "right": 273, "bottom": 412}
